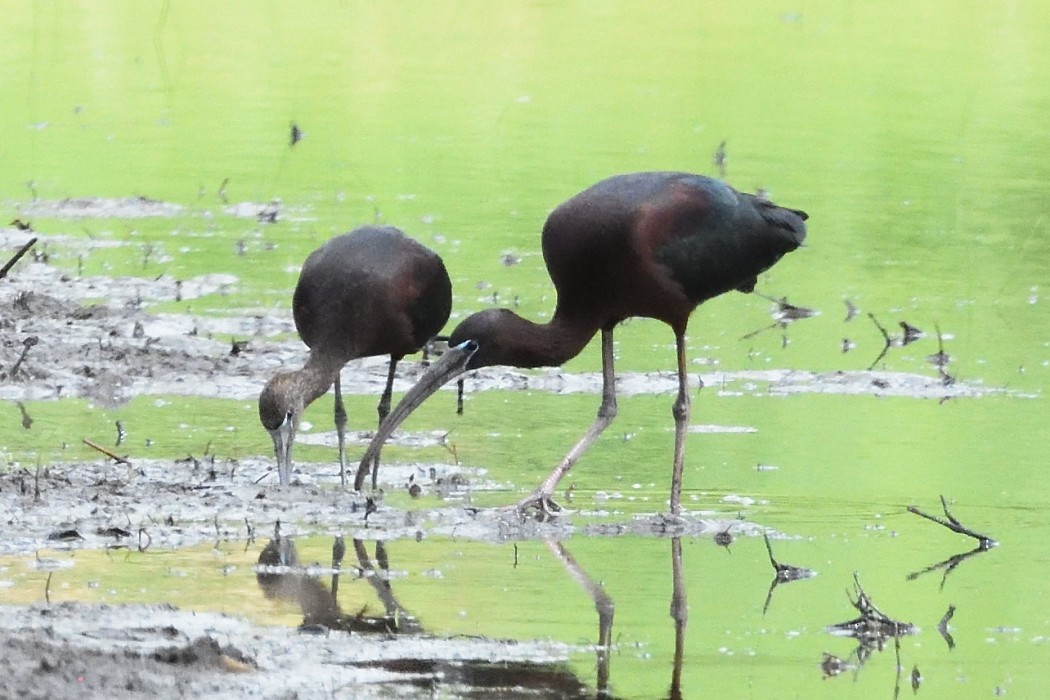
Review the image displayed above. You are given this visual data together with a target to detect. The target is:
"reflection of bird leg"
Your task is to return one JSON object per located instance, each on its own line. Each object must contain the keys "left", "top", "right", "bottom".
{"left": 334, "top": 375, "right": 348, "bottom": 487}
{"left": 668, "top": 537, "right": 687, "bottom": 700}
{"left": 331, "top": 535, "right": 345, "bottom": 598}
{"left": 371, "top": 357, "right": 400, "bottom": 490}
{"left": 353, "top": 539, "right": 412, "bottom": 626}
{"left": 516, "top": 329, "right": 618, "bottom": 517}
{"left": 670, "top": 330, "right": 690, "bottom": 515}
{"left": 544, "top": 540, "right": 614, "bottom": 695}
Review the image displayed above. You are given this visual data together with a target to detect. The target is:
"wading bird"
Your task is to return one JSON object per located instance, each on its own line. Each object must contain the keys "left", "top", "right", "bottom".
{"left": 259, "top": 226, "right": 451, "bottom": 486}
{"left": 354, "top": 172, "right": 807, "bottom": 515}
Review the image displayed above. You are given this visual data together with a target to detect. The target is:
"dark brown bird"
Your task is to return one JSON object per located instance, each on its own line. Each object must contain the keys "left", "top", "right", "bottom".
{"left": 259, "top": 226, "right": 451, "bottom": 486}
{"left": 354, "top": 172, "right": 807, "bottom": 515}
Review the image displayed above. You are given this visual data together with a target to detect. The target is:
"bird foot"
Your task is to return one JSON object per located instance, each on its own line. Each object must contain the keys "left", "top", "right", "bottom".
{"left": 651, "top": 510, "right": 687, "bottom": 533}
{"left": 507, "top": 490, "right": 569, "bottom": 521}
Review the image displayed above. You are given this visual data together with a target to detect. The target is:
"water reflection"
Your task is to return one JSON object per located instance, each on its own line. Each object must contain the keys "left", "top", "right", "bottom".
{"left": 668, "top": 537, "right": 687, "bottom": 700}
{"left": 253, "top": 535, "right": 708, "bottom": 699}
{"left": 256, "top": 535, "right": 604, "bottom": 697}
{"left": 257, "top": 535, "right": 419, "bottom": 634}
{"left": 760, "top": 533, "right": 816, "bottom": 616}
{"left": 906, "top": 497, "right": 997, "bottom": 588}
{"left": 824, "top": 575, "right": 916, "bottom": 697}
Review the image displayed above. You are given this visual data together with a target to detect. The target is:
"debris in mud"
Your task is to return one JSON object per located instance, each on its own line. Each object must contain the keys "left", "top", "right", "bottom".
{"left": 1, "top": 236, "right": 37, "bottom": 280}
{"left": 152, "top": 636, "right": 257, "bottom": 673}
{"left": 0, "top": 600, "right": 581, "bottom": 700}
{"left": 6, "top": 336, "right": 38, "bottom": 378}
{"left": 46, "top": 529, "right": 84, "bottom": 542}
{"left": 20, "top": 196, "right": 183, "bottom": 219}
{"left": 82, "top": 438, "right": 132, "bottom": 466}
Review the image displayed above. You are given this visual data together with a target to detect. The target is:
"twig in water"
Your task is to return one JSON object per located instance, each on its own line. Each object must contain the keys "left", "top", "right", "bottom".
{"left": 82, "top": 438, "right": 131, "bottom": 466}
{"left": 937, "top": 605, "right": 956, "bottom": 649}
{"left": 0, "top": 237, "right": 38, "bottom": 280}
{"left": 930, "top": 324, "right": 956, "bottom": 386}
{"left": 867, "top": 313, "right": 893, "bottom": 370}
{"left": 907, "top": 495, "right": 997, "bottom": 549}
{"left": 762, "top": 532, "right": 815, "bottom": 615}
{"left": 906, "top": 544, "right": 987, "bottom": 589}
{"left": 17, "top": 401, "right": 33, "bottom": 429}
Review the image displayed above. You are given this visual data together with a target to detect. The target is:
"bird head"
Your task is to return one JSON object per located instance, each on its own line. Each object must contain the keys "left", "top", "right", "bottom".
{"left": 446, "top": 308, "right": 525, "bottom": 369}
{"left": 259, "top": 372, "right": 305, "bottom": 485}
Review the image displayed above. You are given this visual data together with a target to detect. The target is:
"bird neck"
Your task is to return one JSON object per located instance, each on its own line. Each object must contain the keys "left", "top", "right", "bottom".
{"left": 297, "top": 353, "right": 342, "bottom": 404}
{"left": 486, "top": 311, "right": 598, "bottom": 369}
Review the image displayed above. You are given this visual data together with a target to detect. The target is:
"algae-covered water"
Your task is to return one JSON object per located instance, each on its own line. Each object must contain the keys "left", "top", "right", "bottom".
{"left": 2, "top": 1, "right": 1049, "bottom": 697}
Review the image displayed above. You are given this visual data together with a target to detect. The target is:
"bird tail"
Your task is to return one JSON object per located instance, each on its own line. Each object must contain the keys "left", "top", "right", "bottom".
{"left": 757, "top": 200, "right": 807, "bottom": 246}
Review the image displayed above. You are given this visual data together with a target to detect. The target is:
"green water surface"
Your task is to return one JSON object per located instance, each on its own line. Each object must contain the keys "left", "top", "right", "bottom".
{"left": 2, "top": 1, "right": 1049, "bottom": 698}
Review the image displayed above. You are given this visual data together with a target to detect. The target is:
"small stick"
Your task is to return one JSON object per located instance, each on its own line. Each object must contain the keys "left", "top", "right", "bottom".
{"left": 867, "top": 313, "right": 893, "bottom": 370}
{"left": 937, "top": 604, "right": 956, "bottom": 649}
{"left": 82, "top": 438, "right": 131, "bottom": 465}
{"left": 9, "top": 336, "right": 39, "bottom": 377}
{"left": 0, "top": 237, "right": 38, "bottom": 280}
{"left": 908, "top": 495, "right": 996, "bottom": 549}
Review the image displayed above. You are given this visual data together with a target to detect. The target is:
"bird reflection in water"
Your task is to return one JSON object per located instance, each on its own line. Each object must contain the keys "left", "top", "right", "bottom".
{"left": 254, "top": 535, "right": 699, "bottom": 698}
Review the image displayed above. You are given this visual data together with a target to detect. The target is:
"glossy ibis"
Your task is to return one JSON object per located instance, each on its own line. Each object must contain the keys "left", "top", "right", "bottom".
{"left": 354, "top": 172, "right": 807, "bottom": 515}
{"left": 259, "top": 225, "right": 451, "bottom": 486}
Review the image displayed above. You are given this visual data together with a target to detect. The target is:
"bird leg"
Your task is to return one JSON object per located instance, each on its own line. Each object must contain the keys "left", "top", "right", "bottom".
{"left": 515, "top": 329, "right": 618, "bottom": 516}
{"left": 371, "top": 357, "right": 399, "bottom": 490}
{"left": 334, "top": 375, "right": 348, "bottom": 487}
{"left": 669, "top": 330, "right": 690, "bottom": 516}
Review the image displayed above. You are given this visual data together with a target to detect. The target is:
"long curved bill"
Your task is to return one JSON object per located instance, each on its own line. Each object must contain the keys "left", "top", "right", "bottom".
{"left": 353, "top": 340, "right": 478, "bottom": 491}
{"left": 269, "top": 418, "right": 294, "bottom": 486}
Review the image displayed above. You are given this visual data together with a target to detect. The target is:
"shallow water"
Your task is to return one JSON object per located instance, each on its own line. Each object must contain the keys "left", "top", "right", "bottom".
{"left": 2, "top": 1, "right": 1050, "bottom": 697}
